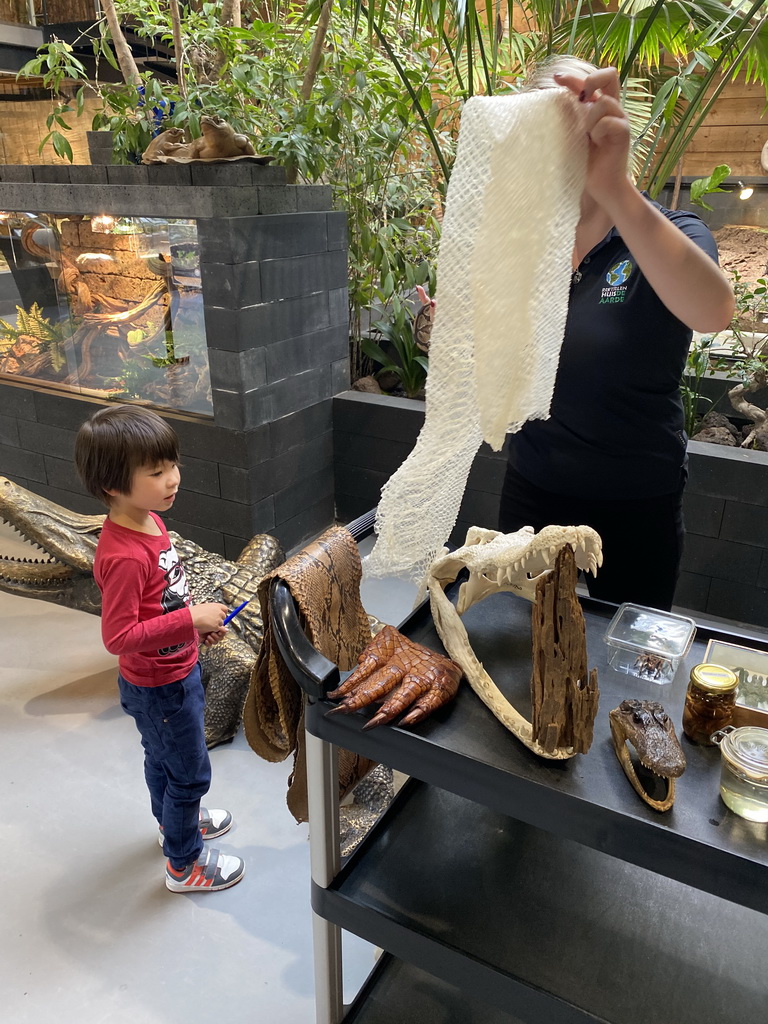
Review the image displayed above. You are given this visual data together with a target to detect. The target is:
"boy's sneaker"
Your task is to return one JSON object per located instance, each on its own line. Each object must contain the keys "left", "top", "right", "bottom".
{"left": 158, "top": 807, "right": 233, "bottom": 847}
{"left": 165, "top": 847, "right": 245, "bottom": 893}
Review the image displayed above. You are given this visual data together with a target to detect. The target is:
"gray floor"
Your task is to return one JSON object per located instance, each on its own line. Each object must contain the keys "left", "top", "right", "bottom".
{"left": 0, "top": 521, "right": 417, "bottom": 1024}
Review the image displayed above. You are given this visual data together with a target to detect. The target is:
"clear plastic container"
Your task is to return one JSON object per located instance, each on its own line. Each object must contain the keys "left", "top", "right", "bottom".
{"left": 603, "top": 603, "right": 696, "bottom": 684}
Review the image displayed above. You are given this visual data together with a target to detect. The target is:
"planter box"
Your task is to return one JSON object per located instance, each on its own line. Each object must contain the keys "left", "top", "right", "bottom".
{"left": 333, "top": 391, "right": 768, "bottom": 628}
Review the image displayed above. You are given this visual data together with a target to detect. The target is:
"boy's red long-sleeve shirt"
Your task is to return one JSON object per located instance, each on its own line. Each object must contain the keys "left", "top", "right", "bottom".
{"left": 94, "top": 513, "right": 197, "bottom": 686}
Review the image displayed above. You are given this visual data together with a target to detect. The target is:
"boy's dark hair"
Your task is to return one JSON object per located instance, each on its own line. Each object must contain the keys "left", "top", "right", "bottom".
{"left": 74, "top": 405, "right": 180, "bottom": 505}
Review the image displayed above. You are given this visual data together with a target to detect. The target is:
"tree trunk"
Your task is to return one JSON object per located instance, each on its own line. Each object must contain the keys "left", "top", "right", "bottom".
{"left": 221, "top": 0, "right": 241, "bottom": 27}
{"left": 100, "top": 0, "right": 142, "bottom": 87}
{"left": 168, "top": 0, "right": 186, "bottom": 97}
{"left": 670, "top": 159, "right": 683, "bottom": 211}
{"left": 211, "top": 0, "right": 242, "bottom": 77}
{"left": 286, "top": 0, "right": 333, "bottom": 184}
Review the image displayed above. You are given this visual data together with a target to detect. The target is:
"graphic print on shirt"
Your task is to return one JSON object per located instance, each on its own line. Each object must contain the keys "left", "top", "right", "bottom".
{"left": 157, "top": 544, "right": 191, "bottom": 657}
{"left": 599, "top": 259, "right": 634, "bottom": 305}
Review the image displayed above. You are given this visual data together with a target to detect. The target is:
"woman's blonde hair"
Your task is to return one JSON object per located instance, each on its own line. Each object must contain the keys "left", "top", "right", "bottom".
{"left": 523, "top": 55, "right": 599, "bottom": 91}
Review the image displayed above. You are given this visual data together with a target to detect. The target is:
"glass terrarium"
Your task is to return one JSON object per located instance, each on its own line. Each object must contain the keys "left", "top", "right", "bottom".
{"left": 0, "top": 210, "right": 212, "bottom": 415}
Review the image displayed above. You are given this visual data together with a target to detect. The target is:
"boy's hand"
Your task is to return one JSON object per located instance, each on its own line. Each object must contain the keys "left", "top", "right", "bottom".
{"left": 199, "top": 626, "right": 228, "bottom": 647}
{"left": 191, "top": 602, "right": 229, "bottom": 633}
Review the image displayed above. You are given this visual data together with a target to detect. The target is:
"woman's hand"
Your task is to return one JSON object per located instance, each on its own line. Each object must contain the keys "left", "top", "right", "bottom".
{"left": 554, "top": 65, "right": 733, "bottom": 332}
{"left": 553, "top": 66, "right": 631, "bottom": 206}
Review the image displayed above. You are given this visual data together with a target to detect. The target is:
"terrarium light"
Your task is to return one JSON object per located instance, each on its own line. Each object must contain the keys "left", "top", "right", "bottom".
{"left": 738, "top": 181, "right": 754, "bottom": 200}
{"left": 91, "top": 214, "right": 116, "bottom": 232}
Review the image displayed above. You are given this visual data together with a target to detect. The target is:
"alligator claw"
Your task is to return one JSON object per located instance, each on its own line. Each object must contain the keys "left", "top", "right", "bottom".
{"left": 326, "top": 624, "right": 462, "bottom": 729}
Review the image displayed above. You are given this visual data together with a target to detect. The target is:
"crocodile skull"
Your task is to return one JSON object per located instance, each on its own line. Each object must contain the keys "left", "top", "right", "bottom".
{"left": 426, "top": 524, "right": 603, "bottom": 759}
{"left": 609, "top": 699, "right": 686, "bottom": 812}
{"left": 429, "top": 524, "right": 603, "bottom": 611}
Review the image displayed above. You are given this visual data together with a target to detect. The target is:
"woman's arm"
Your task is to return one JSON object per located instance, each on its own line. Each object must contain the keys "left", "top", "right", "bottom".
{"left": 556, "top": 66, "right": 735, "bottom": 333}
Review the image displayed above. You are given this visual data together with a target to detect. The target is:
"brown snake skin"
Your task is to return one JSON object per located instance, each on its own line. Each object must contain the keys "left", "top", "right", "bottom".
{"left": 327, "top": 624, "right": 462, "bottom": 729}
{"left": 242, "top": 525, "right": 375, "bottom": 822}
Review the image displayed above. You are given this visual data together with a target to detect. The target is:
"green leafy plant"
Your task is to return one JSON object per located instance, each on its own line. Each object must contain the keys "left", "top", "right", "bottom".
{"left": 18, "top": 38, "right": 89, "bottom": 162}
{"left": 0, "top": 302, "right": 70, "bottom": 372}
{"left": 362, "top": 306, "right": 429, "bottom": 399}
{"left": 356, "top": 1, "right": 768, "bottom": 198}
{"left": 18, "top": 5, "right": 447, "bottom": 382}
{"left": 690, "top": 164, "right": 732, "bottom": 211}
{"left": 708, "top": 271, "right": 768, "bottom": 379}
{"left": 103, "top": 355, "right": 155, "bottom": 400}
{"left": 681, "top": 332, "right": 716, "bottom": 437}
{"left": 683, "top": 270, "right": 768, "bottom": 444}
{"left": 711, "top": 274, "right": 768, "bottom": 444}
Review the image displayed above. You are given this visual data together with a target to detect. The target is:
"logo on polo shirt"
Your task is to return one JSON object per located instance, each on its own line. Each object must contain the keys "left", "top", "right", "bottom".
{"left": 599, "top": 259, "right": 633, "bottom": 304}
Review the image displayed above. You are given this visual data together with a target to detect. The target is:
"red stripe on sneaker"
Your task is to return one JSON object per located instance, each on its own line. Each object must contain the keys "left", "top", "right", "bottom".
{"left": 188, "top": 864, "right": 209, "bottom": 887}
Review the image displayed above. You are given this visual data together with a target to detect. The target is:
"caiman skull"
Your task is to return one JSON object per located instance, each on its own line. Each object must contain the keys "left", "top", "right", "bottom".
{"left": 427, "top": 524, "right": 603, "bottom": 759}
{"left": 609, "top": 699, "right": 686, "bottom": 812}
{"left": 0, "top": 476, "right": 104, "bottom": 614}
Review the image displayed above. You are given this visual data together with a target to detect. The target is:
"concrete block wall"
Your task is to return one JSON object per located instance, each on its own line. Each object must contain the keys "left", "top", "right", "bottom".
{"left": 333, "top": 392, "right": 768, "bottom": 628}
{"left": 333, "top": 392, "right": 506, "bottom": 547}
{"left": 677, "top": 440, "right": 768, "bottom": 627}
{"left": 0, "top": 166, "right": 346, "bottom": 557}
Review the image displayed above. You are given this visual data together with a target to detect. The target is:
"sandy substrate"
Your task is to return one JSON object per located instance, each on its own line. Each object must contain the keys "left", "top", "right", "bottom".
{"left": 713, "top": 225, "right": 768, "bottom": 283}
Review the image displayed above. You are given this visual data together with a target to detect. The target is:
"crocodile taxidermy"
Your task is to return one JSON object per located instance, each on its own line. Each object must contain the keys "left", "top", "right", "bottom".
{"left": 0, "top": 476, "right": 284, "bottom": 747}
{"left": 427, "top": 524, "right": 603, "bottom": 759}
{"left": 609, "top": 699, "right": 686, "bottom": 812}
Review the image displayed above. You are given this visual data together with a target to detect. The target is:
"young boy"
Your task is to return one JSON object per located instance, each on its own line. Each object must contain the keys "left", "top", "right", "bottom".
{"left": 75, "top": 404, "right": 245, "bottom": 893}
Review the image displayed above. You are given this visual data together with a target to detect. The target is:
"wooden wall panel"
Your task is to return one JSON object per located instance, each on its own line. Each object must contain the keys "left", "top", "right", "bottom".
{"left": 683, "top": 74, "right": 767, "bottom": 177}
{"left": 0, "top": 0, "right": 29, "bottom": 23}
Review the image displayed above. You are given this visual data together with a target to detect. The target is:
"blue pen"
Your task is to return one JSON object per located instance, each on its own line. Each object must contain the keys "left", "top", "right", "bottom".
{"left": 223, "top": 598, "right": 251, "bottom": 625}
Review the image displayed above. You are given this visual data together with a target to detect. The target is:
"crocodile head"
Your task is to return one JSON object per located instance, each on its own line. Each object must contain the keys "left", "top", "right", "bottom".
{"left": 0, "top": 476, "right": 104, "bottom": 614}
{"left": 609, "top": 699, "right": 686, "bottom": 813}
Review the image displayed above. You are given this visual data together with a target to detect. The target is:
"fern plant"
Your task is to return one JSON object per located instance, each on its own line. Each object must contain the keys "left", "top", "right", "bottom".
{"left": 0, "top": 303, "right": 70, "bottom": 372}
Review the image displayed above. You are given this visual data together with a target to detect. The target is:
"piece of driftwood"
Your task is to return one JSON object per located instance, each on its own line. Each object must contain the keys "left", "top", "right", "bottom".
{"left": 427, "top": 524, "right": 602, "bottom": 759}
{"left": 531, "top": 545, "right": 599, "bottom": 754}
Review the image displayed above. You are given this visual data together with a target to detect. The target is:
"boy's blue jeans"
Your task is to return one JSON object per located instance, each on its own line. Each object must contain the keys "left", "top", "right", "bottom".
{"left": 118, "top": 662, "right": 211, "bottom": 871}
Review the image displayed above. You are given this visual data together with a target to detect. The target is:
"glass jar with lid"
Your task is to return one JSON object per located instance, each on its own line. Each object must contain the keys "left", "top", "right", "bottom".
{"left": 712, "top": 726, "right": 768, "bottom": 822}
{"left": 682, "top": 663, "right": 739, "bottom": 745}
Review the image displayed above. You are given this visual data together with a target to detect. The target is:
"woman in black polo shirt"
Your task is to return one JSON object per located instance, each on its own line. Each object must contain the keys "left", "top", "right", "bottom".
{"left": 499, "top": 58, "right": 735, "bottom": 611}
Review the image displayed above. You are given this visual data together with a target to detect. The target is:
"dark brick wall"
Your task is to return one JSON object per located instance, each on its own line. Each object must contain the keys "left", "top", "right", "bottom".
{"left": 0, "top": 169, "right": 343, "bottom": 557}
{"left": 333, "top": 392, "right": 768, "bottom": 628}
{"left": 676, "top": 440, "right": 768, "bottom": 627}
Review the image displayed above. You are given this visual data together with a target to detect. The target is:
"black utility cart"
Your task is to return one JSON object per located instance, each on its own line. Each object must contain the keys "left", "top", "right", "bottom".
{"left": 272, "top": 512, "right": 768, "bottom": 1024}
